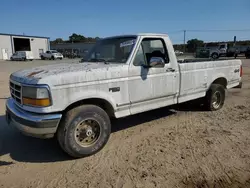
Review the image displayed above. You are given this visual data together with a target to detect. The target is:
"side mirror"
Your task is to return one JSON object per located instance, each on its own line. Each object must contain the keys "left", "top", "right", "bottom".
{"left": 148, "top": 57, "right": 165, "bottom": 68}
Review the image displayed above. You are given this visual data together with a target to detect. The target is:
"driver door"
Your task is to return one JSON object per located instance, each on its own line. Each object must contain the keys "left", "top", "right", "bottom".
{"left": 128, "top": 37, "right": 177, "bottom": 115}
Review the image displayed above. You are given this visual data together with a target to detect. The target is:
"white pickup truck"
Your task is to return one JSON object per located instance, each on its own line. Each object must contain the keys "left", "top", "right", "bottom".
{"left": 6, "top": 33, "right": 242, "bottom": 158}
{"left": 40, "top": 50, "right": 63, "bottom": 60}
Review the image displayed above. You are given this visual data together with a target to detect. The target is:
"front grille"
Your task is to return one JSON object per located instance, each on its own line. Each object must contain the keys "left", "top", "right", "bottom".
{"left": 10, "top": 81, "right": 22, "bottom": 105}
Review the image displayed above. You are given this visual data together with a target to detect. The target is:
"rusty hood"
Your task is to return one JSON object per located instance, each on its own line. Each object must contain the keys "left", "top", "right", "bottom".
{"left": 10, "top": 62, "right": 127, "bottom": 86}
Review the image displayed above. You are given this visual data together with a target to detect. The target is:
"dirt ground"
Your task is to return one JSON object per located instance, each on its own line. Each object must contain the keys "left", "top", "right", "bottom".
{"left": 0, "top": 59, "right": 250, "bottom": 188}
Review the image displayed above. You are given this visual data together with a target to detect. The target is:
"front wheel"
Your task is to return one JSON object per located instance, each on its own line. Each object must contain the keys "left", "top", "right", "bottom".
{"left": 204, "top": 84, "right": 225, "bottom": 111}
{"left": 211, "top": 53, "right": 219, "bottom": 60}
{"left": 57, "top": 105, "right": 111, "bottom": 158}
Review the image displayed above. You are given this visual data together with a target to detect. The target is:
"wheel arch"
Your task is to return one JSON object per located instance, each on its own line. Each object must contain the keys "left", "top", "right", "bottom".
{"left": 63, "top": 98, "right": 115, "bottom": 117}
{"left": 210, "top": 77, "right": 227, "bottom": 89}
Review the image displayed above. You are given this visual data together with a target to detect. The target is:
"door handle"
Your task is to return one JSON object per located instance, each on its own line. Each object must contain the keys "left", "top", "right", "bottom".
{"left": 166, "top": 68, "right": 175, "bottom": 72}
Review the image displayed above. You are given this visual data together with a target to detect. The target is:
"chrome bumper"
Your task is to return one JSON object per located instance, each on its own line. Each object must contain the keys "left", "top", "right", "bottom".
{"left": 5, "top": 98, "right": 62, "bottom": 139}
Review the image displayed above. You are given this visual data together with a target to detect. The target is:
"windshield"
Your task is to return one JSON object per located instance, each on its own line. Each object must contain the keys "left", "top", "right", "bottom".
{"left": 84, "top": 36, "right": 137, "bottom": 63}
{"left": 51, "top": 50, "right": 58, "bottom": 53}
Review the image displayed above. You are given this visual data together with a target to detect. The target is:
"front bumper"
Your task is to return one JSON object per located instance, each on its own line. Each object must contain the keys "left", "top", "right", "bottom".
{"left": 5, "top": 98, "right": 62, "bottom": 139}
{"left": 54, "top": 55, "right": 63, "bottom": 59}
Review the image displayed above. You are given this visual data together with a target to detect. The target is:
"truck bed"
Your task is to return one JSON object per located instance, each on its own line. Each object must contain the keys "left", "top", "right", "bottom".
{"left": 178, "top": 57, "right": 237, "bottom": 63}
{"left": 177, "top": 58, "right": 242, "bottom": 103}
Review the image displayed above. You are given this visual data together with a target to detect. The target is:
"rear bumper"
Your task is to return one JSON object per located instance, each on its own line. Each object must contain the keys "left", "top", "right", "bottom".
{"left": 233, "top": 81, "right": 242, "bottom": 89}
{"left": 5, "top": 98, "right": 62, "bottom": 138}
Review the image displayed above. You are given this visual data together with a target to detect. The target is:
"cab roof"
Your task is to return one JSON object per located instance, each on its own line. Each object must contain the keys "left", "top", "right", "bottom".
{"left": 137, "top": 33, "right": 169, "bottom": 37}
{"left": 104, "top": 33, "right": 169, "bottom": 39}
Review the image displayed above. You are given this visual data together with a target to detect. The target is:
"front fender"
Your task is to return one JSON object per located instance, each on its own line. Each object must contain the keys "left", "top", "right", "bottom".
{"left": 60, "top": 89, "right": 117, "bottom": 112}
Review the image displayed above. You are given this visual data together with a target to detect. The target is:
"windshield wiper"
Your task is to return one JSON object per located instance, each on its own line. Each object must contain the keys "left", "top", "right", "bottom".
{"left": 88, "top": 58, "right": 111, "bottom": 64}
{"left": 88, "top": 58, "right": 106, "bottom": 62}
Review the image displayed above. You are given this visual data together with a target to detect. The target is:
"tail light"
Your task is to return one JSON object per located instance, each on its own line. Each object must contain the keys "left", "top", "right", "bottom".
{"left": 240, "top": 65, "right": 243, "bottom": 77}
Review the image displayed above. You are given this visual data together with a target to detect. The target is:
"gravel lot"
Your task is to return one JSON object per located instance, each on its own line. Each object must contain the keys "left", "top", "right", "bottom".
{"left": 0, "top": 58, "right": 250, "bottom": 188}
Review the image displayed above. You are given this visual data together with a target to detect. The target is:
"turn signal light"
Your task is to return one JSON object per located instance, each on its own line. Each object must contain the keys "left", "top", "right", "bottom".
{"left": 23, "top": 97, "right": 51, "bottom": 107}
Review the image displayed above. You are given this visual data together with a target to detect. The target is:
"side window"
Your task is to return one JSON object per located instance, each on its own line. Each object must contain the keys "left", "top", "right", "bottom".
{"left": 133, "top": 38, "right": 169, "bottom": 66}
{"left": 133, "top": 44, "right": 146, "bottom": 66}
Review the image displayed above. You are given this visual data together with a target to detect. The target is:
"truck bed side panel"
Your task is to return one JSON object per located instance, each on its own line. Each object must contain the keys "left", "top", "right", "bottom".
{"left": 178, "top": 59, "right": 241, "bottom": 103}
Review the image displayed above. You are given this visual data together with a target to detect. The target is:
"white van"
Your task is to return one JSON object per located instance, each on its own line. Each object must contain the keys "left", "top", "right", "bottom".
{"left": 10, "top": 51, "right": 34, "bottom": 61}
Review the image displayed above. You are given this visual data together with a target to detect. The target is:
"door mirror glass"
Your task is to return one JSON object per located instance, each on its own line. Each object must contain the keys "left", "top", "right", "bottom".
{"left": 149, "top": 57, "right": 165, "bottom": 68}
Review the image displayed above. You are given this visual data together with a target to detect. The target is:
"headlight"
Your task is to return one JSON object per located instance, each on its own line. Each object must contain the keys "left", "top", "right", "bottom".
{"left": 22, "top": 86, "right": 51, "bottom": 107}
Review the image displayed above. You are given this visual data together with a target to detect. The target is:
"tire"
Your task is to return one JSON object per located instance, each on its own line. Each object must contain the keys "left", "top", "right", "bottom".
{"left": 22, "top": 57, "right": 26, "bottom": 61}
{"left": 41, "top": 56, "right": 45, "bottom": 60}
{"left": 51, "top": 56, "right": 55, "bottom": 60}
{"left": 211, "top": 53, "right": 219, "bottom": 60}
{"left": 57, "top": 105, "right": 111, "bottom": 158}
{"left": 204, "top": 84, "right": 225, "bottom": 111}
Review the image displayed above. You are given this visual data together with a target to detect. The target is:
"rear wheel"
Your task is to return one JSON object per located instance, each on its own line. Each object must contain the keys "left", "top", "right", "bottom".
{"left": 57, "top": 105, "right": 111, "bottom": 158}
{"left": 211, "top": 53, "right": 219, "bottom": 60}
{"left": 204, "top": 84, "right": 225, "bottom": 111}
{"left": 51, "top": 56, "right": 55, "bottom": 60}
{"left": 41, "top": 56, "right": 45, "bottom": 60}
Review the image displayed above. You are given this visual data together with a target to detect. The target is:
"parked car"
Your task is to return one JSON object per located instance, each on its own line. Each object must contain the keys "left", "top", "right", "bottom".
{"left": 197, "top": 45, "right": 239, "bottom": 60}
{"left": 175, "top": 50, "right": 183, "bottom": 56}
{"left": 245, "top": 47, "right": 250, "bottom": 59}
{"left": 6, "top": 33, "right": 242, "bottom": 158}
{"left": 226, "top": 47, "right": 239, "bottom": 58}
{"left": 209, "top": 43, "right": 228, "bottom": 59}
{"left": 10, "top": 51, "right": 34, "bottom": 61}
{"left": 40, "top": 50, "right": 63, "bottom": 60}
{"left": 64, "top": 52, "right": 78, "bottom": 59}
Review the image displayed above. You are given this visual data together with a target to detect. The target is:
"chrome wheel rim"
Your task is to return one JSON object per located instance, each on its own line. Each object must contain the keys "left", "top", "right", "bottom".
{"left": 74, "top": 119, "right": 101, "bottom": 147}
{"left": 212, "top": 91, "right": 221, "bottom": 109}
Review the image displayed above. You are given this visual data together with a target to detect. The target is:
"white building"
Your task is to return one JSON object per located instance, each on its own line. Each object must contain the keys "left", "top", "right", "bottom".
{"left": 0, "top": 33, "right": 50, "bottom": 60}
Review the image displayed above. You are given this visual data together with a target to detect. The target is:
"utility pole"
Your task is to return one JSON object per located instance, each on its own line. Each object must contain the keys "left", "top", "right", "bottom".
{"left": 183, "top": 30, "right": 186, "bottom": 52}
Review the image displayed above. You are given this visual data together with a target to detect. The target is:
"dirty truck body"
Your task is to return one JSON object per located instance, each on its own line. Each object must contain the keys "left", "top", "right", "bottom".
{"left": 6, "top": 33, "right": 242, "bottom": 158}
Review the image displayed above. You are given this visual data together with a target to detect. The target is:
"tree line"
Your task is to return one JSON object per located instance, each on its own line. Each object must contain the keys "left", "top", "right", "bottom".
{"left": 51, "top": 33, "right": 250, "bottom": 53}
{"left": 51, "top": 33, "right": 101, "bottom": 44}
{"left": 174, "top": 39, "right": 250, "bottom": 53}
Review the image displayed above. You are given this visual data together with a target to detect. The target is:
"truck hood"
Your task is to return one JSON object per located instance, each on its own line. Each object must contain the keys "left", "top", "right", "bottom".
{"left": 10, "top": 62, "right": 127, "bottom": 87}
